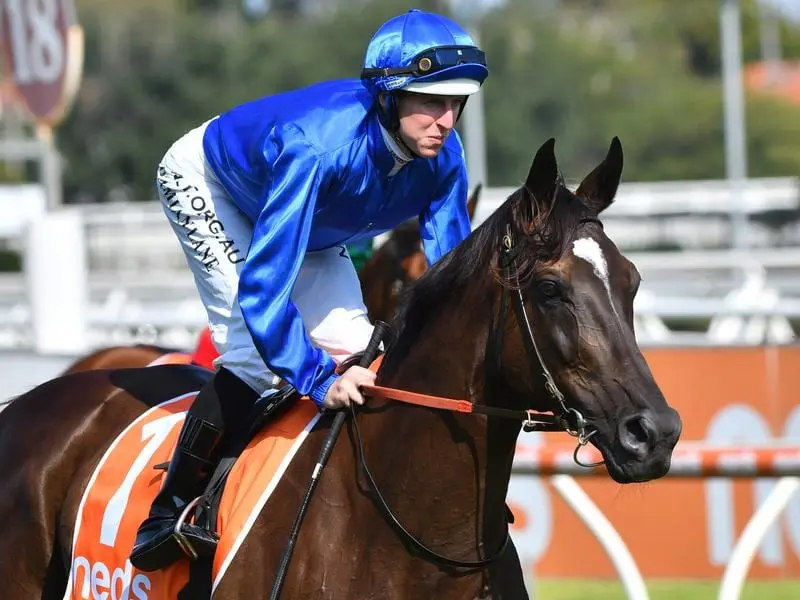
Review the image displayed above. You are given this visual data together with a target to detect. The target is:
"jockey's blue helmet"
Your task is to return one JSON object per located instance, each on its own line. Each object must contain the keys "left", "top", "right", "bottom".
{"left": 361, "top": 9, "right": 489, "bottom": 130}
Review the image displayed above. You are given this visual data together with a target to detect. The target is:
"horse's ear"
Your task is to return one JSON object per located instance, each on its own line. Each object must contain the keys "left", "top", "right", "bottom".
{"left": 524, "top": 138, "right": 559, "bottom": 220}
{"left": 466, "top": 182, "right": 482, "bottom": 222}
{"left": 575, "top": 137, "right": 623, "bottom": 215}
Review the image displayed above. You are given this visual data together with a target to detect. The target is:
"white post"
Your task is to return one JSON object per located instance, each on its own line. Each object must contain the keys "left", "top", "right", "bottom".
{"left": 36, "top": 124, "right": 63, "bottom": 211}
{"left": 720, "top": 0, "right": 750, "bottom": 250}
{"left": 25, "top": 209, "right": 88, "bottom": 354}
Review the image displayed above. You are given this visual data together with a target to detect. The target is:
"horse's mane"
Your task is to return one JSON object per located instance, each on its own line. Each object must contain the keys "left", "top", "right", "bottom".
{"left": 388, "top": 178, "right": 589, "bottom": 352}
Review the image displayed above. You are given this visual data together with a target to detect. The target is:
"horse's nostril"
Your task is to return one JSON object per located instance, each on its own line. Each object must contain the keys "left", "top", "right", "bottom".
{"left": 619, "top": 412, "right": 656, "bottom": 458}
{"left": 626, "top": 416, "right": 649, "bottom": 445}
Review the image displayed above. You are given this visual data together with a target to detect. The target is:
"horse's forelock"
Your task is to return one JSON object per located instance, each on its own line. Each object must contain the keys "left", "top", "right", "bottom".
{"left": 500, "top": 182, "right": 588, "bottom": 286}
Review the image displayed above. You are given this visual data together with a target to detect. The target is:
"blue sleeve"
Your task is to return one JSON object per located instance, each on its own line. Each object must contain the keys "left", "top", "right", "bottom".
{"left": 237, "top": 130, "right": 338, "bottom": 405}
{"left": 418, "top": 137, "right": 472, "bottom": 266}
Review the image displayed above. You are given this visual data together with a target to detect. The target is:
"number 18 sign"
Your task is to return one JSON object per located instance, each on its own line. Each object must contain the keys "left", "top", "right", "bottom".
{"left": 0, "top": 0, "right": 83, "bottom": 126}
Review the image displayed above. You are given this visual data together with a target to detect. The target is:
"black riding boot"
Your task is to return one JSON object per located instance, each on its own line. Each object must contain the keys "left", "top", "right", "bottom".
{"left": 130, "top": 368, "right": 258, "bottom": 572}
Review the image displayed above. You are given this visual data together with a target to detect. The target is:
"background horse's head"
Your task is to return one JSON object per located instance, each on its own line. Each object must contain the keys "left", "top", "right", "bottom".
{"left": 488, "top": 137, "right": 681, "bottom": 483}
{"left": 359, "top": 183, "right": 482, "bottom": 323}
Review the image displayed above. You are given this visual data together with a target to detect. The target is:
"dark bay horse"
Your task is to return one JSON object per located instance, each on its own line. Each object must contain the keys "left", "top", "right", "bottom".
{"left": 0, "top": 137, "right": 681, "bottom": 599}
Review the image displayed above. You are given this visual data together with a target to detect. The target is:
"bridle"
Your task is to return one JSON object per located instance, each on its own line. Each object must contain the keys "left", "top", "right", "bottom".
{"left": 351, "top": 217, "right": 604, "bottom": 570}
{"left": 491, "top": 218, "right": 602, "bottom": 457}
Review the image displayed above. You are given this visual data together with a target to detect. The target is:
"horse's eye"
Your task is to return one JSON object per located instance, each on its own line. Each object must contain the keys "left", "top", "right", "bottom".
{"left": 537, "top": 280, "right": 562, "bottom": 300}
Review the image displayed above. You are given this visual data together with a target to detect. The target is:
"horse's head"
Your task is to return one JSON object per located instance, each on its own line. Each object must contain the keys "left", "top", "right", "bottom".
{"left": 491, "top": 137, "right": 681, "bottom": 484}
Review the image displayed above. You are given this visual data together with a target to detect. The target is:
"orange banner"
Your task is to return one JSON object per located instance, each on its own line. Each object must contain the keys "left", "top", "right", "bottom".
{"left": 507, "top": 346, "right": 800, "bottom": 579}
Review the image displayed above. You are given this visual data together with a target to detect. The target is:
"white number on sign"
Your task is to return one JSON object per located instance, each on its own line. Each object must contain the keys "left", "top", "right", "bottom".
{"left": 99, "top": 412, "right": 186, "bottom": 547}
{"left": 4, "top": 0, "right": 64, "bottom": 85}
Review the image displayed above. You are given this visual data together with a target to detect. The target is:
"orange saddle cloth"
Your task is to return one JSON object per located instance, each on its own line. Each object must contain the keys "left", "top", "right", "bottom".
{"left": 64, "top": 392, "right": 320, "bottom": 599}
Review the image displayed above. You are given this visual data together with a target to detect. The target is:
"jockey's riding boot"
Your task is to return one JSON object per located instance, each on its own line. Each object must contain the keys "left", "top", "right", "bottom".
{"left": 130, "top": 367, "right": 260, "bottom": 571}
{"left": 129, "top": 410, "right": 223, "bottom": 572}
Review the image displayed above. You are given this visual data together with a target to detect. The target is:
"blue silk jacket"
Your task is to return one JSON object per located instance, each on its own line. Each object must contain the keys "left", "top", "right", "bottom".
{"left": 202, "top": 78, "right": 471, "bottom": 404}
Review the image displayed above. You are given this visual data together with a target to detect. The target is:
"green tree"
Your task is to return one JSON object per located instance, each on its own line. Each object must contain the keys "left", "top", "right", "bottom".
{"left": 53, "top": 0, "right": 800, "bottom": 202}
{"left": 477, "top": 0, "right": 800, "bottom": 184}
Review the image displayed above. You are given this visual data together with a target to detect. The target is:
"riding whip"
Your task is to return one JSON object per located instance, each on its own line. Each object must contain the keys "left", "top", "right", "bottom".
{"left": 269, "top": 320, "right": 390, "bottom": 599}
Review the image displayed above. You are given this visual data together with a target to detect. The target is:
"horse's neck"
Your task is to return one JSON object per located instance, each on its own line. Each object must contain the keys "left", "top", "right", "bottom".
{"left": 373, "top": 301, "right": 520, "bottom": 559}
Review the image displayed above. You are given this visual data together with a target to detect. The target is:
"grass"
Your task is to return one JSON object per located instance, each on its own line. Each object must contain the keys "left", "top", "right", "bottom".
{"left": 530, "top": 578, "right": 800, "bottom": 600}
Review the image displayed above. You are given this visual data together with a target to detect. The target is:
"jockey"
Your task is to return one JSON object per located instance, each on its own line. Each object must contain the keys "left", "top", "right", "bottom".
{"left": 130, "top": 8, "right": 488, "bottom": 571}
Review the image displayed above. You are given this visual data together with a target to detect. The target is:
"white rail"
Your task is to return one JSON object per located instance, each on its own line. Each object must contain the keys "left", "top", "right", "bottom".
{"left": 512, "top": 442, "right": 800, "bottom": 600}
{"left": 717, "top": 477, "right": 800, "bottom": 600}
{"left": 549, "top": 475, "right": 649, "bottom": 600}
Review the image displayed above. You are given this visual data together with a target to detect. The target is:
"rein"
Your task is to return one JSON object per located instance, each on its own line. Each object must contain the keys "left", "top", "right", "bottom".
{"left": 349, "top": 217, "right": 604, "bottom": 571}
{"left": 361, "top": 383, "right": 575, "bottom": 433}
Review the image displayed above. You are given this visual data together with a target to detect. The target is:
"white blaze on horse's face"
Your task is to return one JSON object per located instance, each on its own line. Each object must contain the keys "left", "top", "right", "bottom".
{"left": 571, "top": 237, "right": 623, "bottom": 325}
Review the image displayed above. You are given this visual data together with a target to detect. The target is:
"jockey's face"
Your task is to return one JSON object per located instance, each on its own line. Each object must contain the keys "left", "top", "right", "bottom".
{"left": 395, "top": 92, "right": 464, "bottom": 158}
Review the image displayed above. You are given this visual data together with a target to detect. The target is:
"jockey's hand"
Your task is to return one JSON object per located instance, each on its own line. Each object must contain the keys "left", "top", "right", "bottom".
{"left": 323, "top": 366, "right": 376, "bottom": 410}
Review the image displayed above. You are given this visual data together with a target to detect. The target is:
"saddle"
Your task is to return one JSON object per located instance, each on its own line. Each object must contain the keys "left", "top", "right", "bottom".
{"left": 172, "top": 384, "right": 304, "bottom": 598}
{"left": 187, "top": 386, "right": 299, "bottom": 526}
{"left": 178, "top": 351, "right": 381, "bottom": 547}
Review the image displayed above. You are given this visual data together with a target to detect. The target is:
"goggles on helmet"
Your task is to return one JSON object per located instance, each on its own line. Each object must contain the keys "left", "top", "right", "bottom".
{"left": 361, "top": 45, "right": 487, "bottom": 80}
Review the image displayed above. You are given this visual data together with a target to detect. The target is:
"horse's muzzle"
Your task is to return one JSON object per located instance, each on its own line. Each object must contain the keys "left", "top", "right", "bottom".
{"left": 598, "top": 407, "right": 682, "bottom": 483}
